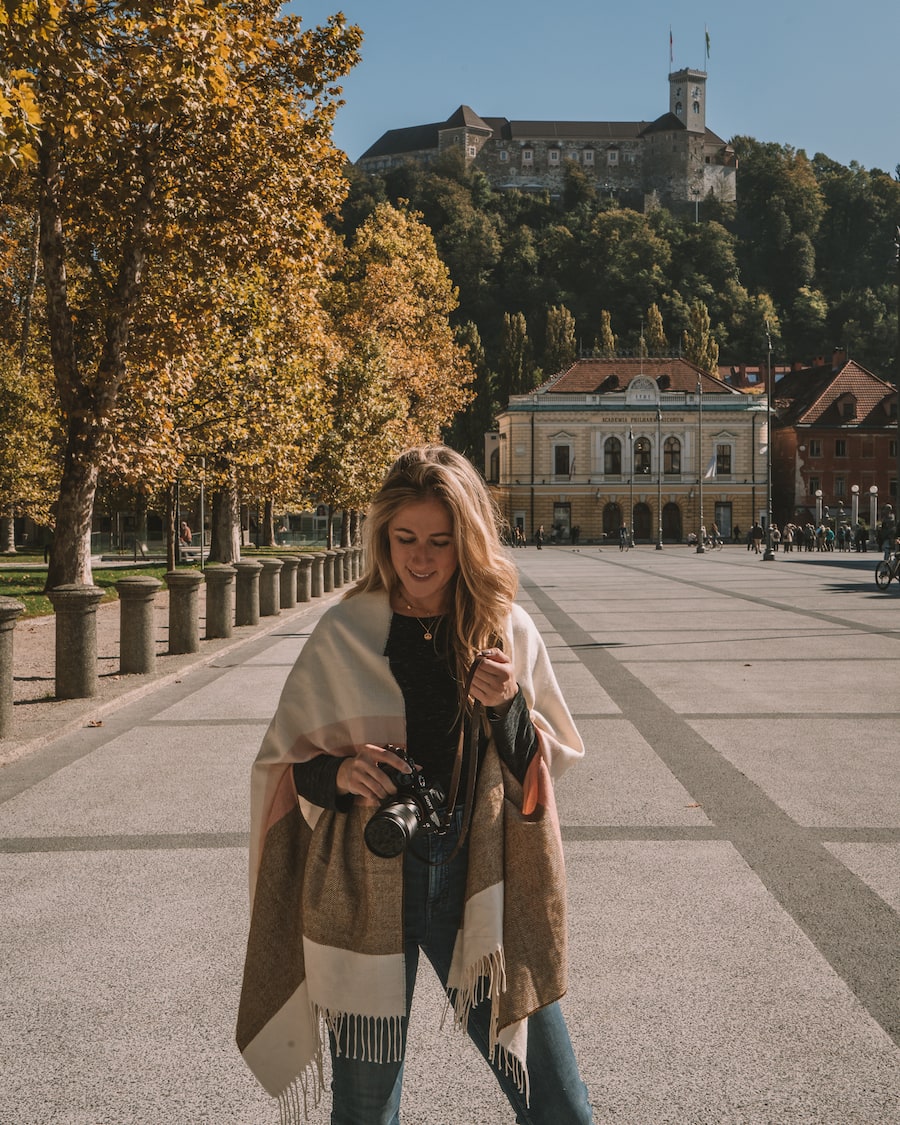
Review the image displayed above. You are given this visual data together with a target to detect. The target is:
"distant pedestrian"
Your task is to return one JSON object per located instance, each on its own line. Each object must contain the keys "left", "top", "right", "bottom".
{"left": 782, "top": 523, "right": 794, "bottom": 553}
{"left": 877, "top": 507, "right": 897, "bottom": 560}
{"left": 750, "top": 522, "right": 763, "bottom": 554}
{"left": 571, "top": 525, "right": 580, "bottom": 546}
{"left": 179, "top": 521, "right": 192, "bottom": 545}
{"left": 535, "top": 524, "right": 545, "bottom": 549}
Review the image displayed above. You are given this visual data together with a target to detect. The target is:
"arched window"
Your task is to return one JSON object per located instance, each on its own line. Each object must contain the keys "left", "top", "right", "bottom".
{"left": 602, "top": 502, "right": 622, "bottom": 539}
{"left": 664, "top": 436, "right": 681, "bottom": 475}
{"left": 634, "top": 437, "right": 651, "bottom": 475}
{"left": 604, "top": 436, "right": 622, "bottom": 475}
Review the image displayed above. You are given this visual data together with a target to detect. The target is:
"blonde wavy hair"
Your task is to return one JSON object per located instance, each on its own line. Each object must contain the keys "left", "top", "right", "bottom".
{"left": 347, "top": 445, "right": 518, "bottom": 689}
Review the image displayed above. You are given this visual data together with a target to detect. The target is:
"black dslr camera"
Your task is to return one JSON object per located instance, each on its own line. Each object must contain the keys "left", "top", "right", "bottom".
{"left": 363, "top": 746, "right": 447, "bottom": 858}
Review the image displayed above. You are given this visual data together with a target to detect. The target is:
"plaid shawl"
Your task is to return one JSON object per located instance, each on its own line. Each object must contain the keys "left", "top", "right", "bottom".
{"left": 236, "top": 590, "right": 583, "bottom": 1122}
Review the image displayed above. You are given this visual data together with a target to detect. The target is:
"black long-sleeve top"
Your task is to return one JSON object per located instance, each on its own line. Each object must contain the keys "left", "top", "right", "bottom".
{"left": 293, "top": 613, "right": 538, "bottom": 810}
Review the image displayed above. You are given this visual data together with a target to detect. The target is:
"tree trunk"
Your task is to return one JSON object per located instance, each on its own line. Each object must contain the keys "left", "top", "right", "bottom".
{"left": 44, "top": 442, "right": 98, "bottom": 589}
{"left": 209, "top": 486, "right": 241, "bottom": 563}
{"left": 166, "top": 484, "right": 176, "bottom": 572}
{"left": 349, "top": 509, "right": 361, "bottom": 546}
{"left": 135, "top": 490, "right": 149, "bottom": 555}
{"left": 263, "top": 499, "right": 276, "bottom": 547}
{"left": 1, "top": 513, "right": 16, "bottom": 554}
{"left": 340, "top": 509, "right": 350, "bottom": 547}
{"left": 326, "top": 504, "right": 334, "bottom": 549}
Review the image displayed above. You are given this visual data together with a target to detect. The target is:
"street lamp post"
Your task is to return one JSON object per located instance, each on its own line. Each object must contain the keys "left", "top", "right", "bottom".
{"left": 628, "top": 427, "right": 635, "bottom": 547}
{"left": 696, "top": 377, "right": 705, "bottom": 552}
{"left": 656, "top": 406, "right": 663, "bottom": 549}
{"left": 851, "top": 484, "right": 860, "bottom": 543}
{"left": 815, "top": 489, "right": 823, "bottom": 525}
{"left": 869, "top": 485, "right": 879, "bottom": 547}
{"left": 763, "top": 322, "right": 775, "bottom": 561}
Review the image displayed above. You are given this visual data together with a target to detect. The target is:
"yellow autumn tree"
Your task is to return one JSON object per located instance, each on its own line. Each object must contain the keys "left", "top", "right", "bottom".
{"left": 315, "top": 202, "right": 474, "bottom": 519}
{"left": 0, "top": 0, "right": 361, "bottom": 586}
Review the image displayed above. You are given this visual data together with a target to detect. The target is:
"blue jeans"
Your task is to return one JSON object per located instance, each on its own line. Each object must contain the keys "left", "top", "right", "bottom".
{"left": 329, "top": 810, "right": 595, "bottom": 1124}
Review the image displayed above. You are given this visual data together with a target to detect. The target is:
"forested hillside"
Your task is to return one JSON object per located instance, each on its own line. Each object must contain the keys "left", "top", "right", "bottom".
{"left": 338, "top": 141, "right": 900, "bottom": 459}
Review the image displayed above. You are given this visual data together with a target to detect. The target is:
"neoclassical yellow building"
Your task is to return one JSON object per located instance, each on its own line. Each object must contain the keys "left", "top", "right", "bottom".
{"left": 489, "top": 357, "right": 767, "bottom": 544}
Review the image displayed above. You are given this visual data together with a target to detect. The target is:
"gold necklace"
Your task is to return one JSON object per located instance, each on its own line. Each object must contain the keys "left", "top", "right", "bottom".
{"left": 405, "top": 604, "right": 442, "bottom": 640}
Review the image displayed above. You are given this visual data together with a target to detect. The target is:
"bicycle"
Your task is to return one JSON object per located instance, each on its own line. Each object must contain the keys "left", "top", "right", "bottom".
{"left": 875, "top": 551, "right": 900, "bottom": 590}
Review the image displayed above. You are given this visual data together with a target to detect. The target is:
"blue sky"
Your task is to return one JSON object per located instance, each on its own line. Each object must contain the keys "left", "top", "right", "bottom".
{"left": 285, "top": 0, "right": 899, "bottom": 174}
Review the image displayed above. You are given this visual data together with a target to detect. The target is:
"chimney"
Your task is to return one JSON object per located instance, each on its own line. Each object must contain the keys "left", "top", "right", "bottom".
{"left": 813, "top": 356, "right": 826, "bottom": 368}
{"left": 792, "top": 361, "right": 803, "bottom": 372}
{"left": 832, "top": 348, "right": 847, "bottom": 370}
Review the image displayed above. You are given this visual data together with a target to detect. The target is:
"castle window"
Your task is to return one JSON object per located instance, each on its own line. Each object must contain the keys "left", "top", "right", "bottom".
{"left": 675, "top": 101, "right": 683, "bottom": 117}
{"left": 583, "top": 149, "right": 594, "bottom": 164}
{"left": 693, "top": 101, "right": 700, "bottom": 114}
{"left": 549, "top": 149, "right": 560, "bottom": 164}
{"left": 607, "top": 150, "right": 618, "bottom": 166}
{"left": 522, "top": 148, "right": 533, "bottom": 165}
{"left": 499, "top": 150, "right": 508, "bottom": 162}
{"left": 467, "top": 145, "right": 476, "bottom": 157}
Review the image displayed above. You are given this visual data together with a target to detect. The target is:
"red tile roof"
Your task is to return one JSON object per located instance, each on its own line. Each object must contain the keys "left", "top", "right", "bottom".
{"left": 536, "top": 356, "right": 743, "bottom": 396}
{"left": 774, "top": 359, "right": 896, "bottom": 427}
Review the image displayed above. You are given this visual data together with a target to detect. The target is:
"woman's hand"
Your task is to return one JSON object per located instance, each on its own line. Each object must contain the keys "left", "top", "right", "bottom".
{"left": 336, "top": 743, "right": 413, "bottom": 804}
{"left": 468, "top": 648, "right": 517, "bottom": 716}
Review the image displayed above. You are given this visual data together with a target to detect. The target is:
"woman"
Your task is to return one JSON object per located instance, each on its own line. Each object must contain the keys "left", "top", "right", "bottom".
{"left": 237, "top": 445, "right": 593, "bottom": 1125}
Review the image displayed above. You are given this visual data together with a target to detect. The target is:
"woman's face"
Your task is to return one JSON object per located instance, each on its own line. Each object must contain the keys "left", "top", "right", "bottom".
{"left": 388, "top": 497, "right": 458, "bottom": 613}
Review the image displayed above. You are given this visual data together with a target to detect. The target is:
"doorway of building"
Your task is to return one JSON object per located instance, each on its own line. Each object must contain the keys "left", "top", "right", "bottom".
{"left": 662, "top": 502, "right": 682, "bottom": 542}
{"left": 603, "top": 502, "right": 623, "bottom": 542}
{"left": 633, "top": 502, "right": 652, "bottom": 542}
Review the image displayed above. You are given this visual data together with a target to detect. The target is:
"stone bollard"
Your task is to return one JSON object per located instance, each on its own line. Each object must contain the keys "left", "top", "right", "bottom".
{"left": 47, "top": 584, "right": 105, "bottom": 700}
{"left": 205, "top": 565, "right": 236, "bottom": 640}
{"left": 323, "top": 550, "right": 337, "bottom": 593}
{"left": 342, "top": 547, "right": 354, "bottom": 585}
{"left": 165, "top": 570, "right": 204, "bottom": 654}
{"left": 311, "top": 553, "right": 325, "bottom": 598}
{"left": 0, "top": 597, "right": 25, "bottom": 738}
{"left": 116, "top": 576, "right": 162, "bottom": 675}
{"left": 332, "top": 548, "right": 345, "bottom": 589}
{"left": 259, "top": 558, "right": 283, "bottom": 617}
{"left": 234, "top": 559, "right": 263, "bottom": 626}
{"left": 355, "top": 546, "right": 365, "bottom": 579}
{"left": 297, "top": 556, "right": 313, "bottom": 602}
{"left": 278, "top": 556, "right": 300, "bottom": 610}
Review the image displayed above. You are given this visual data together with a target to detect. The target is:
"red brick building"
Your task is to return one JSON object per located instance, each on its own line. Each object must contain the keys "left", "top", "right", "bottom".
{"left": 771, "top": 351, "right": 898, "bottom": 530}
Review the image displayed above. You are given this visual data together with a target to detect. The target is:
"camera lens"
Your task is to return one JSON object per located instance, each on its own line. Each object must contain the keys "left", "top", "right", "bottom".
{"left": 364, "top": 801, "right": 421, "bottom": 858}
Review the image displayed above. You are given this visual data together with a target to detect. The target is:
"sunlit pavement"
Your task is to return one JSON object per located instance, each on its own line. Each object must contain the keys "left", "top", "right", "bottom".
{"left": 2, "top": 544, "right": 899, "bottom": 1124}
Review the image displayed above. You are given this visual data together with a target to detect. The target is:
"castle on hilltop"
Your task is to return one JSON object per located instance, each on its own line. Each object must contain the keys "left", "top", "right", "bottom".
{"left": 357, "top": 69, "right": 737, "bottom": 211}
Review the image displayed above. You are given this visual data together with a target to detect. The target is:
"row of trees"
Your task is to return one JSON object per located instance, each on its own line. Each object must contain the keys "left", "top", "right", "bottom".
{"left": 0, "top": 2, "right": 472, "bottom": 586}
{"left": 339, "top": 144, "right": 900, "bottom": 461}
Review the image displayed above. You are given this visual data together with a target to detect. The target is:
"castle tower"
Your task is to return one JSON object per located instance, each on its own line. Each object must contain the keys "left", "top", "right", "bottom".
{"left": 669, "top": 68, "right": 707, "bottom": 134}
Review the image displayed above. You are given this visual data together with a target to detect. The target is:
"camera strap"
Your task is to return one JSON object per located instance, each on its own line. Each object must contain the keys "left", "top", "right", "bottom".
{"left": 419, "top": 653, "right": 485, "bottom": 867}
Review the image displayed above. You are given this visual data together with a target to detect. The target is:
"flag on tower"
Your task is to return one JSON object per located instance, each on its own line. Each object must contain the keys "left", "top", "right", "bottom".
{"left": 705, "top": 27, "right": 711, "bottom": 60}
{"left": 669, "top": 26, "right": 673, "bottom": 64}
